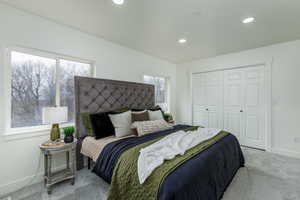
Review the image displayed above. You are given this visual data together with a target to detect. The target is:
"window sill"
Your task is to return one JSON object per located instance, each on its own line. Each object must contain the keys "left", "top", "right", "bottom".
{"left": 3, "top": 123, "right": 74, "bottom": 141}
{"left": 3, "top": 128, "right": 50, "bottom": 141}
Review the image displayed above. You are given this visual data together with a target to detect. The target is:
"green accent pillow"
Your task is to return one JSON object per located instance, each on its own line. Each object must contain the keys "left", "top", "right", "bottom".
{"left": 81, "top": 112, "right": 94, "bottom": 137}
{"left": 81, "top": 107, "right": 129, "bottom": 137}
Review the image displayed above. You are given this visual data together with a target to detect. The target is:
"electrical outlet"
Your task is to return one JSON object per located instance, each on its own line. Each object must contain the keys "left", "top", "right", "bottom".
{"left": 294, "top": 137, "right": 300, "bottom": 143}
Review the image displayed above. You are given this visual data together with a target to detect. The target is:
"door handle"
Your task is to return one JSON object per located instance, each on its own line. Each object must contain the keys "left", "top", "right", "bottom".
{"left": 206, "top": 108, "right": 209, "bottom": 111}
{"left": 240, "top": 110, "right": 243, "bottom": 113}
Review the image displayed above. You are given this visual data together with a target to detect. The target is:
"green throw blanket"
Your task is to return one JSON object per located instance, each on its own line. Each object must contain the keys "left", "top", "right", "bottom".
{"left": 107, "top": 130, "right": 229, "bottom": 200}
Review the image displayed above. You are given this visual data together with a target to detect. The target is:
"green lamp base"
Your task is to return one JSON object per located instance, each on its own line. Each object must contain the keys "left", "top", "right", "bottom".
{"left": 50, "top": 124, "right": 61, "bottom": 141}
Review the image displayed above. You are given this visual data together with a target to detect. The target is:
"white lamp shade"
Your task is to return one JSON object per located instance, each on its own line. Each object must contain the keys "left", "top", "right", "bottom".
{"left": 42, "top": 107, "right": 68, "bottom": 124}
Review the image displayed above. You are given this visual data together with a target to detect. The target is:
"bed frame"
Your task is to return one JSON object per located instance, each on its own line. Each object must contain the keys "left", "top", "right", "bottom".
{"left": 74, "top": 76, "right": 155, "bottom": 170}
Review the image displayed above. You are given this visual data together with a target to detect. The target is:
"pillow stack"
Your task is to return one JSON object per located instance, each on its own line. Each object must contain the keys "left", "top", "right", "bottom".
{"left": 81, "top": 107, "right": 129, "bottom": 140}
{"left": 81, "top": 106, "right": 173, "bottom": 139}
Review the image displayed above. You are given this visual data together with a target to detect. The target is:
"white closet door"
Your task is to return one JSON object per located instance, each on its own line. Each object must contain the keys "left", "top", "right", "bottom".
{"left": 192, "top": 72, "right": 222, "bottom": 128}
{"left": 223, "top": 65, "right": 266, "bottom": 149}
{"left": 223, "top": 69, "right": 244, "bottom": 140}
{"left": 193, "top": 65, "right": 266, "bottom": 149}
{"left": 206, "top": 72, "right": 223, "bottom": 128}
{"left": 192, "top": 73, "right": 208, "bottom": 127}
{"left": 243, "top": 66, "right": 265, "bottom": 149}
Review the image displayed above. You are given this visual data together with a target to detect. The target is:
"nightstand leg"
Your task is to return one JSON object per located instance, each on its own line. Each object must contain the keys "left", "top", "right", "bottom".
{"left": 66, "top": 151, "right": 70, "bottom": 170}
{"left": 47, "top": 154, "right": 52, "bottom": 181}
{"left": 44, "top": 154, "right": 48, "bottom": 185}
{"left": 72, "top": 148, "right": 76, "bottom": 180}
{"left": 46, "top": 154, "right": 52, "bottom": 195}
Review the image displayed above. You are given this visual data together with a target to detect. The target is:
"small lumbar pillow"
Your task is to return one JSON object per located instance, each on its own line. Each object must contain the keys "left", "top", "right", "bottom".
{"left": 109, "top": 111, "right": 132, "bottom": 138}
{"left": 131, "top": 119, "right": 173, "bottom": 136}
{"left": 132, "top": 110, "right": 150, "bottom": 122}
{"left": 148, "top": 110, "right": 164, "bottom": 121}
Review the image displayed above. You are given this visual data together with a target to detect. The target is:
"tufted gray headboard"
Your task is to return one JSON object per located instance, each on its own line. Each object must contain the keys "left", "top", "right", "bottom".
{"left": 74, "top": 76, "right": 155, "bottom": 169}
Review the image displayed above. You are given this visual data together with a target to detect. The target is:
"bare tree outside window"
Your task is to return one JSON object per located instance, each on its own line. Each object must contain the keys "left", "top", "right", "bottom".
{"left": 10, "top": 50, "right": 92, "bottom": 129}
{"left": 60, "top": 59, "right": 91, "bottom": 122}
{"left": 143, "top": 75, "right": 169, "bottom": 111}
{"left": 11, "top": 51, "right": 56, "bottom": 128}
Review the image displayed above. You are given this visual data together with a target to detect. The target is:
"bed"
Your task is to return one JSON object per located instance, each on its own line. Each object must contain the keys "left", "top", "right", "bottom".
{"left": 75, "top": 76, "right": 245, "bottom": 200}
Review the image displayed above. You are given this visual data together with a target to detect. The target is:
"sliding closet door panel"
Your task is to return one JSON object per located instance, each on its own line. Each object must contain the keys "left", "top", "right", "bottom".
{"left": 245, "top": 115, "right": 259, "bottom": 139}
{"left": 192, "top": 74, "right": 208, "bottom": 126}
{"left": 192, "top": 74, "right": 207, "bottom": 106}
{"left": 208, "top": 111, "right": 219, "bottom": 128}
{"left": 223, "top": 69, "right": 244, "bottom": 139}
{"left": 206, "top": 71, "right": 223, "bottom": 128}
{"left": 193, "top": 65, "right": 266, "bottom": 149}
{"left": 206, "top": 85, "right": 219, "bottom": 106}
{"left": 223, "top": 113, "right": 242, "bottom": 136}
{"left": 243, "top": 66, "right": 265, "bottom": 148}
{"left": 223, "top": 65, "right": 266, "bottom": 149}
{"left": 192, "top": 72, "right": 222, "bottom": 128}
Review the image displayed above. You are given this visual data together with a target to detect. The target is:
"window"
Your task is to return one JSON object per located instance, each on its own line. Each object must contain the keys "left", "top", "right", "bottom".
{"left": 11, "top": 52, "right": 56, "bottom": 128}
{"left": 143, "top": 75, "right": 169, "bottom": 112}
{"left": 59, "top": 59, "right": 91, "bottom": 124}
{"left": 9, "top": 50, "right": 93, "bottom": 130}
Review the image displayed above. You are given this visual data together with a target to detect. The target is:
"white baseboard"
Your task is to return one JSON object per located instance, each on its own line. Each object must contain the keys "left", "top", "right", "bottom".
{"left": 0, "top": 165, "right": 66, "bottom": 197}
{"left": 271, "top": 148, "right": 300, "bottom": 159}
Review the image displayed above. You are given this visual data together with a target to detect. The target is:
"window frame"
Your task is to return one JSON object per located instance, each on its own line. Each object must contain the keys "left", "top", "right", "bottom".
{"left": 3, "top": 46, "right": 95, "bottom": 136}
{"left": 143, "top": 75, "right": 170, "bottom": 112}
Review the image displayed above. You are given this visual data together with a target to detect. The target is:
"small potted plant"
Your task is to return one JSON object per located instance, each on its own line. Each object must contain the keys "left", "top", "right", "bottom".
{"left": 163, "top": 113, "right": 173, "bottom": 123}
{"left": 63, "top": 126, "right": 75, "bottom": 143}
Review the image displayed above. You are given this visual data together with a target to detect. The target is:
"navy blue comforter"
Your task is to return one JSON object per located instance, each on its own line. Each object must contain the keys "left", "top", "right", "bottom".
{"left": 93, "top": 125, "right": 244, "bottom": 200}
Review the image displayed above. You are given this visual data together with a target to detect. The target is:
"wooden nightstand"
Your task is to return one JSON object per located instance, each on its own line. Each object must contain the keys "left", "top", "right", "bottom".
{"left": 40, "top": 139, "right": 77, "bottom": 194}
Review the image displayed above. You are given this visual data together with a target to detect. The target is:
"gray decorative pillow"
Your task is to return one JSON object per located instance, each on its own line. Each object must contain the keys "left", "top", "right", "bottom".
{"left": 131, "top": 119, "right": 173, "bottom": 136}
{"left": 109, "top": 111, "right": 132, "bottom": 138}
{"left": 132, "top": 111, "right": 150, "bottom": 122}
{"left": 148, "top": 110, "right": 164, "bottom": 121}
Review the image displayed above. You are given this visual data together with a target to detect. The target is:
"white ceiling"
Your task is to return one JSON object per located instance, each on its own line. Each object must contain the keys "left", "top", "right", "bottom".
{"left": 2, "top": 0, "right": 300, "bottom": 63}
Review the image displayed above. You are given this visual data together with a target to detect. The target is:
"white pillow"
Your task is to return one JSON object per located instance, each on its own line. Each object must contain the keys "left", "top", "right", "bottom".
{"left": 148, "top": 110, "right": 164, "bottom": 121}
{"left": 131, "top": 119, "right": 173, "bottom": 136}
{"left": 109, "top": 111, "right": 132, "bottom": 138}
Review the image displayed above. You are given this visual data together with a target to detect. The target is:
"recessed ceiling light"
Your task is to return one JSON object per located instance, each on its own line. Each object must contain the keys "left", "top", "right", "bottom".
{"left": 112, "top": 0, "right": 124, "bottom": 5}
{"left": 243, "top": 17, "right": 255, "bottom": 24}
{"left": 178, "top": 38, "right": 187, "bottom": 44}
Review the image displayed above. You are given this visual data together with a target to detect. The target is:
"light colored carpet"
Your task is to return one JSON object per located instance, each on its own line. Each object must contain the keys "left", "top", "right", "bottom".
{"left": 2, "top": 147, "right": 300, "bottom": 200}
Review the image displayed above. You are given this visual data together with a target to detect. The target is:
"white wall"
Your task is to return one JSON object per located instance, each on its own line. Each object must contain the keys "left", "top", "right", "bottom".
{"left": 0, "top": 3, "right": 176, "bottom": 196}
{"left": 176, "top": 39, "right": 300, "bottom": 159}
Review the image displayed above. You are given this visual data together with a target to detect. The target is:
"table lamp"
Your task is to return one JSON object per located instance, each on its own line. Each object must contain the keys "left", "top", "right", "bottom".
{"left": 43, "top": 107, "right": 68, "bottom": 141}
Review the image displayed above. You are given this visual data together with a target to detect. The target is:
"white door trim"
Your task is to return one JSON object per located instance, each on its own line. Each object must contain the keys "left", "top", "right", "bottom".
{"left": 190, "top": 59, "right": 272, "bottom": 151}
